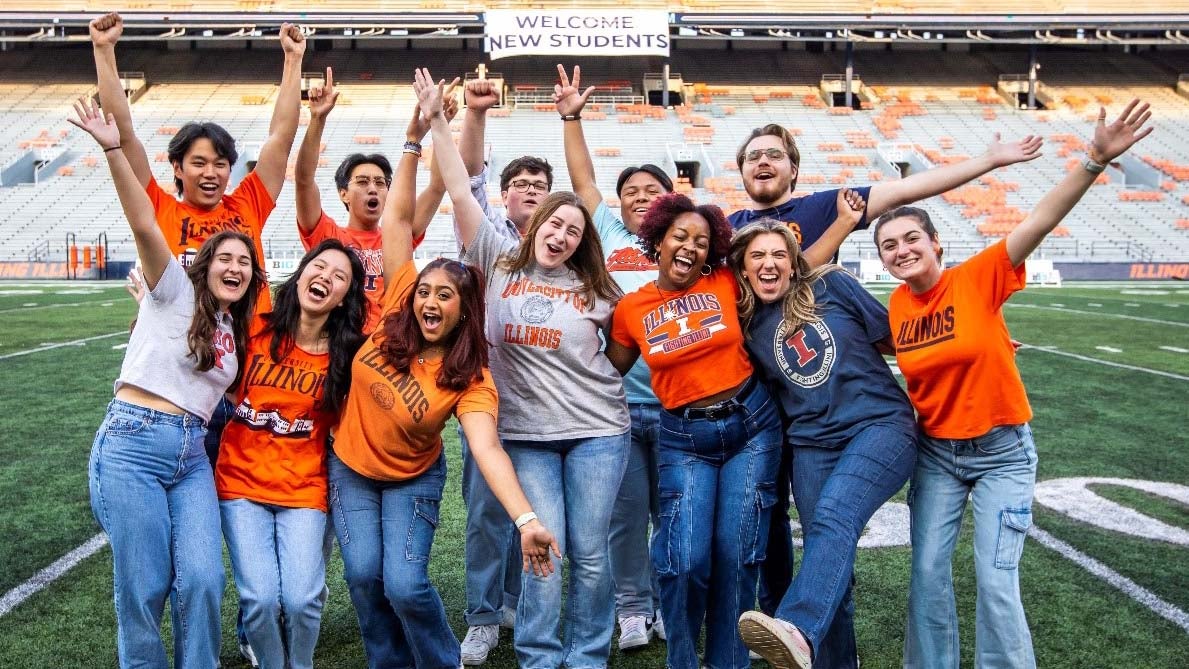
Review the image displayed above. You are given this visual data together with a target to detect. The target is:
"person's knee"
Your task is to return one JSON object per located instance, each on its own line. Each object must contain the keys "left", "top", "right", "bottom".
{"left": 181, "top": 556, "right": 225, "bottom": 601}
{"left": 383, "top": 564, "right": 432, "bottom": 614}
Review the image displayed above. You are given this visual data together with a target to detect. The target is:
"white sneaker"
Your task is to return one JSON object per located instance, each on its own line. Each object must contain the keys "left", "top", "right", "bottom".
{"left": 738, "top": 611, "right": 812, "bottom": 669}
{"left": 618, "top": 615, "right": 653, "bottom": 650}
{"left": 460, "top": 624, "right": 499, "bottom": 665}
{"left": 239, "top": 641, "right": 260, "bottom": 669}
{"left": 499, "top": 605, "right": 516, "bottom": 630}
{"left": 651, "top": 612, "right": 667, "bottom": 641}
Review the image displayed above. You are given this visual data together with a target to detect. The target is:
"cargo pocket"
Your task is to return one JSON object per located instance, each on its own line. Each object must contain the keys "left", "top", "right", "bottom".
{"left": 652, "top": 491, "right": 682, "bottom": 576}
{"left": 406, "top": 497, "right": 440, "bottom": 562}
{"left": 994, "top": 507, "right": 1032, "bottom": 570}
{"left": 745, "top": 482, "right": 780, "bottom": 564}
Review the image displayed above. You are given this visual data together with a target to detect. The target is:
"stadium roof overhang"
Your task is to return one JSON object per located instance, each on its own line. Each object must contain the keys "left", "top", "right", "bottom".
{"left": 0, "top": 11, "right": 1187, "bottom": 46}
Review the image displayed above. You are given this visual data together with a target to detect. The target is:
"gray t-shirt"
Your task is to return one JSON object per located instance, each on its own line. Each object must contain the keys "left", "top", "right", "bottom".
{"left": 115, "top": 259, "right": 238, "bottom": 423}
{"left": 463, "top": 222, "right": 629, "bottom": 440}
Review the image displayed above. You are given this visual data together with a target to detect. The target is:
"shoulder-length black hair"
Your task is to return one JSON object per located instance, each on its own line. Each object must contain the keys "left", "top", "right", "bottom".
{"left": 374, "top": 258, "right": 489, "bottom": 392}
{"left": 186, "top": 230, "right": 266, "bottom": 388}
{"left": 262, "top": 239, "right": 367, "bottom": 415}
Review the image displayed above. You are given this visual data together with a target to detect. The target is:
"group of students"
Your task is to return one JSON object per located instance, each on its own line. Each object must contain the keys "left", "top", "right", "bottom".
{"left": 79, "top": 13, "right": 1154, "bottom": 669}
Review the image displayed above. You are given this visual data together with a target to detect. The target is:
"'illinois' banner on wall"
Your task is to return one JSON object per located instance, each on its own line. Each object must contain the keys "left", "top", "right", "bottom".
{"left": 485, "top": 9, "right": 670, "bottom": 60}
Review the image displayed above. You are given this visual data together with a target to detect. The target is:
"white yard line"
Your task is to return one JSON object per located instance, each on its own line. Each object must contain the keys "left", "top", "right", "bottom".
{"left": 0, "top": 534, "right": 108, "bottom": 617}
{"left": 1018, "top": 345, "right": 1189, "bottom": 381}
{"left": 1159, "top": 346, "right": 1188, "bottom": 354}
{"left": 1005, "top": 303, "right": 1189, "bottom": 327}
{"left": 1028, "top": 526, "right": 1189, "bottom": 634}
{"left": 0, "top": 299, "right": 120, "bottom": 314}
{"left": 0, "top": 331, "right": 126, "bottom": 360}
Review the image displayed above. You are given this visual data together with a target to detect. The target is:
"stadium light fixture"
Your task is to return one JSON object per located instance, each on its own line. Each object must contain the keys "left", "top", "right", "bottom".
{"left": 389, "top": 28, "right": 408, "bottom": 36}
{"left": 202, "top": 29, "right": 214, "bottom": 37}
{"left": 730, "top": 28, "right": 744, "bottom": 37}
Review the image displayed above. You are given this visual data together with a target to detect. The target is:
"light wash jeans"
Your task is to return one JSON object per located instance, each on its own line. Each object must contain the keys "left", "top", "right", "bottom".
{"left": 778, "top": 424, "right": 917, "bottom": 668}
{"left": 88, "top": 398, "right": 224, "bottom": 669}
{"left": 504, "top": 431, "right": 630, "bottom": 669}
{"left": 905, "top": 423, "right": 1038, "bottom": 669}
{"left": 221, "top": 498, "right": 327, "bottom": 669}
{"left": 609, "top": 402, "right": 663, "bottom": 620}
{"left": 328, "top": 450, "right": 460, "bottom": 669}
{"left": 653, "top": 379, "right": 783, "bottom": 669}
{"left": 459, "top": 424, "right": 521, "bottom": 626}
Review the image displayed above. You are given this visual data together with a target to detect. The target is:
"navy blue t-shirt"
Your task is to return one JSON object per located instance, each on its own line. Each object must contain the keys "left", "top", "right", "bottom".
{"left": 746, "top": 270, "right": 916, "bottom": 448}
{"left": 728, "top": 187, "right": 873, "bottom": 251}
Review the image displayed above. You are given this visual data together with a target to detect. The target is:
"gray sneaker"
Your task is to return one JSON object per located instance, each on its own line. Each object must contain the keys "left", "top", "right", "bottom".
{"left": 238, "top": 641, "right": 260, "bottom": 669}
{"left": 651, "top": 612, "right": 667, "bottom": 642}
{"left": 618, "top": 615, "right": 653, "bottom": 650}
{"left": 460, "top": 624, "right": 499, "bottom": 665}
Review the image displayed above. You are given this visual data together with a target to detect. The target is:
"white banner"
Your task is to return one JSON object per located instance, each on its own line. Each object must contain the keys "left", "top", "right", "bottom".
{"left": 485, "top": 9, "right": 670, "bottom": 60}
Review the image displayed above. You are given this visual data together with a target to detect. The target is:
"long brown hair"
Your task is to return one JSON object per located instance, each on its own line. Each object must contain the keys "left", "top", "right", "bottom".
{"left": 374, "top": 258, "right": 489, "bottom": 392}
{"left": 186, "top": 230, "right": 267, "bottom": 386}
{"left": 729, "top": 219, "right": 838, "bottom": 335}
{"left": 496, "top": 191, "right": 622, "bottom": 305}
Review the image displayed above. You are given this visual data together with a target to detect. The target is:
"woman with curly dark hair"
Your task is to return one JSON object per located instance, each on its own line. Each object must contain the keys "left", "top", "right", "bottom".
{"left": 605, "top": 192, "right": 784, "bottom": 669}
{"left": 327, "top": 76, "right": 560, "bottom": 669}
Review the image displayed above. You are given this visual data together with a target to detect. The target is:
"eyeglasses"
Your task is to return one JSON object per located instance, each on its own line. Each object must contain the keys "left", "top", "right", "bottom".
{"left": 508, "top": 179, "right": 549, "bottom": 194}
{"left": 352, "top": 176, "right": 390, "bottom": 188}
{"left": 743, "top": 148, "right": 789, "bottom": 163}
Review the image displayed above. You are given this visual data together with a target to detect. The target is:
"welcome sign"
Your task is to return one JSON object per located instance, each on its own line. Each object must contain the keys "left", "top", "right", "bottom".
{"left": 485, "top": 9, "right": 670, "bottom": 60}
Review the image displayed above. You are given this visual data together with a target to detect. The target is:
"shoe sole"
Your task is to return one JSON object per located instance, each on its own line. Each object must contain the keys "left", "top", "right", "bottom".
{"left": 619, "top": 632, "right": 652, "bottom": 651}
{"left": 738, "top": 612, "right": 811, "bottom": 669}
{"left": 460, "top": 655, "right": 489, "bottom": 666}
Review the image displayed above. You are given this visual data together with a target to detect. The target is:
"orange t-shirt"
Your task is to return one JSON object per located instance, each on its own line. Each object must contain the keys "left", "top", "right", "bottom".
{"left": 215, "top": 322, "right": 337, "bottom": 511}
{"left": 611, "top": 267, "right": 753, "bottom": 409}
{"left": 298, "top": 210, "right": 426, "bottom": 335}
{"left": 888, "top": 239, "right": 1032, "bottom": 439}
{"left": 147, "top": 172, "right": 275, "bottom": 311}
{"left": 333, "top": 260, "right": 499, "bottom": 481}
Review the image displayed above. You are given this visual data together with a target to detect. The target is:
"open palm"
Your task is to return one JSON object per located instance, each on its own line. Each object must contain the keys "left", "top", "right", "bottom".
{"left": 1093, "top": 98, "right": 1153, "bottom": 163}
{"left": 67, "top": 97, "right": 120, "bottom": 150}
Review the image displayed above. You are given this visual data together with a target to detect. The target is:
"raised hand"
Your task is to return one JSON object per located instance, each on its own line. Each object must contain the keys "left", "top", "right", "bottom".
{"left": 307, "top": 66, "right": 339, "bottom": 119}
{"left": 125, "top": 267, "right": 146, "bottom": 304}
{"left": 89, "top": 13, "right": 122, "bottom": 47}
{"left": 443, "top": 79, "right": 461, "bottom": 123}
{"left": 413, "top": 68, "right": 457, "bottom": 120}
{"left": 279, "top": 23, "right": 306, "bottom": 57}
{"left": 67, "top": 96, "right": 121, "bottom": 150}
{"left": 984, "top": 132, "right": 1044, "bottom": 168}
{"left": 834, "top": 187, "right": 866, "bottom": 231}
{"left": 520, "top": 522, "right": 563, "bottom": 577}
{"left": 553, "top": 64, "right": 595, "bottom": 117}
{"left": 406, "top": 103, "right": 431, "bottom": 143}
{"left": 464, "top": 78, "right": 501, "bottom": 113}
{"left": 1091, "top": 98, "right": 1154, "bottom": 164}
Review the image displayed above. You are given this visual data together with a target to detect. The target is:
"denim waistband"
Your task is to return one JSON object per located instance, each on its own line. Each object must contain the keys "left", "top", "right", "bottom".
{"left": 108, "top": 397, "right": 205, "bottom": 428}
{"left": 665, "top": 375, "right": 759, "bottom": 421}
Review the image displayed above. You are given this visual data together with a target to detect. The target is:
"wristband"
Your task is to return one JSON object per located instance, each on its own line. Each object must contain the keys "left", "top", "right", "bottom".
{"left": 403, "top": 141, "right": 422, "bottom": 157}
{"left": 103, "top": 145, "right": 121, "bottom": 153}
{"left": 560, "top": 113, "right": 581, "bottom": 122}
{"left": 1083, "top": 156, "right": 1106, "bottom": 174}
{"left": 514, "top": 511, "right": 538, "bottom": 529}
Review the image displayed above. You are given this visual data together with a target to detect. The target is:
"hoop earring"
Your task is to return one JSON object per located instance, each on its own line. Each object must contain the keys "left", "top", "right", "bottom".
{"left": 700, "top": 264, "right": 712, "bottom": 276}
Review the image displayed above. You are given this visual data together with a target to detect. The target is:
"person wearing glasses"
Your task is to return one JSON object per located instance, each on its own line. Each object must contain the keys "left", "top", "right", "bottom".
{"left": 727, "top": 123, "right": 1046, "bottom": 619}
{"left": 452, "top": 75, "right": 559, "bottom": 664}
{"left": 295, "top": 66, "right": 458, "bottom": 335}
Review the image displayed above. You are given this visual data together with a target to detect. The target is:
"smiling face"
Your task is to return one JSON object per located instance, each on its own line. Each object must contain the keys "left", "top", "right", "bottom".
{"left": 206, "top": 237, "right": 254, "bottom": 310}
{"left": 413, "top": 268, "right": 462, "bottom": 345}
{"left": 656, "top": 212, "right": 711, "bottom": 291}
{"left": 173, "top": 138, "right": 232, "bottom": 210}
{"left": 876, "top": 215, "right": 944, "bottom": 292}
{"left": 503, "top": 169, "right": 550, "bottom": 230}
{"left": 741, "top": 134, "right": 797, "bottom": 208}
{"left": 742, "top": 232, "right": 794, "bottom": 304}
{"left": 532, "top": 203, "right": 586, "bottom": 270}
{"left": 619, "top": 171, "right": 667, "bottom": 234}
{"left": 297, "top": 248, "right": 353, "bottom": 317}
{"left": 339, "top": 163, "right": 388, "bottom": 229}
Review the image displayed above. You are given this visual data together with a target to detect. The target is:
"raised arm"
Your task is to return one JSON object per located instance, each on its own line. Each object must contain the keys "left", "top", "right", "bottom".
{"left": 865, "top": 133, "right": 1044, "bottom": 219}
{"left": 70, "top": 98, "right": 171, "bottom": 288}
{"left": 294, "top": 66, "right": 337, "bottom": 233}
{"left": 459, "top": 78, "right": 499, "bottom": 177}
{"left": 414, "top": 68, "right": 486, "bottom": 250}
{"left": 253, "top": 23, "right": 306, "bottom": 202}
{"left": 411, "top": 83, "right": 460, "bottom": 242}
{"left": 380, "top": 104, "right": 427, "bottom": 280}
{"left": 1006, "top": 99, "right": 1151, "bottom": 266}
{"left": 89, "top": 14, "right": 151, "bottom": 188}
{"left": 804, "top": 188, "right": 867, "bottom": 267}
{"left": 554, "top": 64, "right": 602, "bottom": 209}
{"left": 458, "top": 411, "right": 562, "bottom": 576}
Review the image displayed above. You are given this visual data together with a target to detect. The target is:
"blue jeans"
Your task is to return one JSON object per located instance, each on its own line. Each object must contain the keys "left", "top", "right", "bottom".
{"left": 905, "top": 424, "right": 1037, "bottom": 669}
{"left": 221, "top": 499, "right": 327, "bottom": 669}
{"left": 759, "top": 446, "right": 795, "bottom": 616}
{"left": 609, "top": 403, "right": 662, "bottom": 619}
{"left": 776, "top": 424, "right": 917, "bottom": 668}
{"left": 504, "top": 432, "right": 630, "bottom": 669}
{"left": 653, "top": 379, "right": 783, "bottom": 669}
{"left": 459, "top": 424, "right": 521, "bottom": 626}
{"left": 88, "top": 399, "right": 224, "bottom": 669}
{"left": 328, "top": 449, "right": 459, "bottom": 669}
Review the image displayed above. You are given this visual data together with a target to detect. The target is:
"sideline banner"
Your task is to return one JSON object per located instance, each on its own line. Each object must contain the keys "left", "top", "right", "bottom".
{"left": 485, "top": 9, "right": 670, "bottom": 60}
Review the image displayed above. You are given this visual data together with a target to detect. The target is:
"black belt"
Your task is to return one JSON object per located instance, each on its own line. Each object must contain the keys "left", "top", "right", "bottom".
{"left": 667, "top": 377, "right": 756, "bottom": 421}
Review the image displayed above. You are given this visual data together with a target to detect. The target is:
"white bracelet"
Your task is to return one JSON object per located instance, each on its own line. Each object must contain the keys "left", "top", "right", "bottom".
{"left": 514, "top": 511, "right": 538, "bottom": 529}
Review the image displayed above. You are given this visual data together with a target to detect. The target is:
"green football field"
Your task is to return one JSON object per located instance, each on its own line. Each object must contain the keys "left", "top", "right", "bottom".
{"left": 0, "top": 279, "right": 1186, "bottom": 668}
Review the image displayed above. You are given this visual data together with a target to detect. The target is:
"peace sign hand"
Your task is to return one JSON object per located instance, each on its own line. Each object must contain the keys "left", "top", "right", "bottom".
{"left": 553, "top": 64, "right": 595, "bottom": 118}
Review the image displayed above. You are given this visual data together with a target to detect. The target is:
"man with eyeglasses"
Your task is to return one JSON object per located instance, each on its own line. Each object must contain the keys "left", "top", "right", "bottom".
{"left": 451, "top": 75, "right": 556, "bottom": 666}
{"left": 295, "top": 66, "right": 454, "bottom": 333}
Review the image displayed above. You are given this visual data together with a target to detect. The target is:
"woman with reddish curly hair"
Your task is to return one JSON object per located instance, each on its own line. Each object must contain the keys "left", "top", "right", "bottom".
{"left": 606, "top": 192, "right": 784, "bottom": 669}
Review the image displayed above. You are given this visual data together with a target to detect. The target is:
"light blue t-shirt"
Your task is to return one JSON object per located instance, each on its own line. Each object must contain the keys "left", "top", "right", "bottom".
{"left": 593, "top": 201, "right": 661, "bottom": 406}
